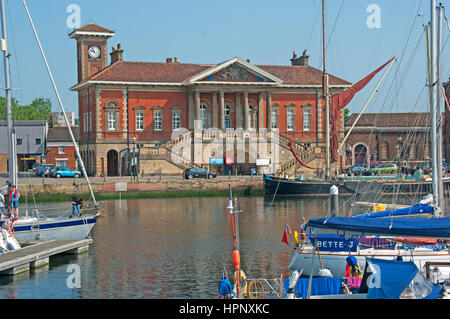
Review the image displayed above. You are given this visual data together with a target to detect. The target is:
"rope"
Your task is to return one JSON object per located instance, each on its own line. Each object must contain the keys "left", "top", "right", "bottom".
{"left": 247, "top": 280, "right": 264, "bottom": 299}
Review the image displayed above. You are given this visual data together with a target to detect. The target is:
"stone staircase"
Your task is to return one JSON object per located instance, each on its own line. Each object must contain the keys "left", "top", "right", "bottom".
{"left": 277, "top": 134, "right": 325, "bottom": 174}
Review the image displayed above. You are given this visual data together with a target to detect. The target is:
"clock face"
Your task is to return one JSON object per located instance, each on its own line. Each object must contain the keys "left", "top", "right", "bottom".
{"left": 88, "top": 46, "right": 101, "bottom": 59}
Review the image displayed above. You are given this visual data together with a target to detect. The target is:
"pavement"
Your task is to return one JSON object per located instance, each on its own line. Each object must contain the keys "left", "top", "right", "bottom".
{"left": 0, "top": 172, "right": 263, "bottom": 185}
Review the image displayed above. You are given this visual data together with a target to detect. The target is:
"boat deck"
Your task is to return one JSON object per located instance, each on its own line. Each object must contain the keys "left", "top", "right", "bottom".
{"left": 0, "top": 239, "right": 92, "bottom": 275}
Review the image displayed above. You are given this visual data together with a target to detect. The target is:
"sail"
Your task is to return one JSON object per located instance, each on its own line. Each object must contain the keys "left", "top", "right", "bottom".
{"left": 352, "top": 203, "right": 434, "bottom": 218}
{"left": 329, "top": 57, "right": 395, "bottom": 163}
{"left": 306, "top": 216, "right": 450, "bottom": 239}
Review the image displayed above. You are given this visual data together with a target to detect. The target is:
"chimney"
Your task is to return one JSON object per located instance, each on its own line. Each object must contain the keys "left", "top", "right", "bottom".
{"left": 246, "top": 59, "right": 251, "bottom": 63}
{"left": 174, "top": 56, "right": 178, "bottom": 63}
{"left": 166, "top": 57, "right": 173, "bottom": 63}
{"left": 290, "top": 49, "right": 309, "bottom": 66}
{"left": 110, "top": 43, "right": 124, "bottom": 64}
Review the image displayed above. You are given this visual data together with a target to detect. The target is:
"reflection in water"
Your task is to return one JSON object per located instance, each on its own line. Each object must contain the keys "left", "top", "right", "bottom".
{"left": 0, "top": 194, "right": 423, "bottom": 298}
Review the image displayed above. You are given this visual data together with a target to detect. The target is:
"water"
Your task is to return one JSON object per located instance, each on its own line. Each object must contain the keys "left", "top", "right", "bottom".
{"left": 0, "top": 195, "right": 420, "bottom": 299}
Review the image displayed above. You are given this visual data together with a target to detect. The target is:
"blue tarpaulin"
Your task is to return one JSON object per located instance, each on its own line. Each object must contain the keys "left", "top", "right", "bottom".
{"left": 366, "top": 258, "right": 418, "bottom": 299}
{"left": 284, "top": 277, "right": 342, "bottom": 299}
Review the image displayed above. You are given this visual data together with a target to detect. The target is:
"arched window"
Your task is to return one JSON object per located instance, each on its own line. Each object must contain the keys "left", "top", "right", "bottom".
{"left": 225, "top": 104, "right": 232, "bottom": 129}
{"left": 248, "top": 105, "right": 254, "bottom": 129}
{"left": 200, "top": 104, "right": 208, "bottom": 129}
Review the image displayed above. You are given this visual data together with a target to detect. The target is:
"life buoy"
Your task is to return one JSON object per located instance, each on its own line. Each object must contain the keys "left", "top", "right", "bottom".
{"left": 234, "top": 270, "right": 248, "bottom": 296}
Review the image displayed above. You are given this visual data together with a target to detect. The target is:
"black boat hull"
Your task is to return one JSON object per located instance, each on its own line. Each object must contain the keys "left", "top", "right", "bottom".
{"left": 263, "top": 175, "right": 450, "bottom": 196}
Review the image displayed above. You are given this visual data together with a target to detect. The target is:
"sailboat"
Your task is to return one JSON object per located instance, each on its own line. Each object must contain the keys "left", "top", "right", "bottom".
{"left": 0, "top": 0, "right": 99, "bottom": 241}
{"left": 286, "top": 0, "right": 450, "bottom": 287}
{"left": 263, "top": 1, "right": 450, "bottom": 197}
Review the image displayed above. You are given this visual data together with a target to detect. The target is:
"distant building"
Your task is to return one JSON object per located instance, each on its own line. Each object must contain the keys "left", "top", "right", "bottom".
{"left": 51, "top": 112, "right": 76, "bottom": 127}
{"left": 45, "top": 126, "right": 79, "bottom": 169}
{"left": 69, "top": 24, "right": 352, "bottom": 176}
{"left": 0, "top": 120, "right": 48, "bottom": 172}
{"left": 345, "top": 113, "right": 431, "bottom": 168}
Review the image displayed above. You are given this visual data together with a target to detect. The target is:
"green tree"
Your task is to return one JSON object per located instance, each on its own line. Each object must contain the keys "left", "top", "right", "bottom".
{"left": 344, "top": 107, "right": 350, "bottom": 122}
{"left": 0, "top": 97, "right": 52, "bottom": 122}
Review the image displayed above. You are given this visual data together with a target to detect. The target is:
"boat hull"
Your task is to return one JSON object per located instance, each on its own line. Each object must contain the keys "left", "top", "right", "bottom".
{"left": 4, "top": 216, "right": 98, "bottom": 241}
{"left": 264, "top": 175, "right": 450, "bottom": 196}
{"left": 288, "top": 248, "right": 450, "bottom": 277}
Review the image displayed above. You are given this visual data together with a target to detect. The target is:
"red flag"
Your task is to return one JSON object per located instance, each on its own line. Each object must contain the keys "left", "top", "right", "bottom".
{"left": 281, "top": 224, "right": 291, "bottom": 245}
{"left": 329, "top": 57, "right": 395, "bottom": 163}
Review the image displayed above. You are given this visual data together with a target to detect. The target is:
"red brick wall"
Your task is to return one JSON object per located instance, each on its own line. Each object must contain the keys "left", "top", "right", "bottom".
{"left": 45, "top": 145, "right": 77, "bottom": 168}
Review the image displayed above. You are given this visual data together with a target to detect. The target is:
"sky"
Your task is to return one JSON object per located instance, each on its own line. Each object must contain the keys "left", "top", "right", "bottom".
{"left": 2, "top": 0, "right": 450, "bottom": 117}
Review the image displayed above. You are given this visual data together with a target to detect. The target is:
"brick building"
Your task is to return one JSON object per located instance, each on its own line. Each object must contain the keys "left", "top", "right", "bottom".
{"left": 69, "top": 24, "right": 351, "bottom": 176}
{"left": 45, "top": 126, "right": 80, "bottom": 169}
{"left": 345, "top": 113, "right": 432, "bottom": 168}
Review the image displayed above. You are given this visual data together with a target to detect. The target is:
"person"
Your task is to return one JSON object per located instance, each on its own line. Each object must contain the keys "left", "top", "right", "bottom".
{"left": 9, "top": 185, "right": 20, "bottom": 220}
{"left": 71, "top": 196, "right": 81, "bottom": 218}
{"left": 0, "top": 192, "right": 4, "bottom": 220}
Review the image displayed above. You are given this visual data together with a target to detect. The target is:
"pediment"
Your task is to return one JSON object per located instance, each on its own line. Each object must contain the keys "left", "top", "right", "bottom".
{"left": 185, "top": 57, "right": 283, "bottom": 85}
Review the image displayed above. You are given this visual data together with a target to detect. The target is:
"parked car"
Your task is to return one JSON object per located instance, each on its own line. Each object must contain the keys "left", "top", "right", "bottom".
{"left": 50, "top": 166, "right": 82, "bottom": 178}
{"left": 370, "top": 160, "right": 381, "bottom": 168}
{"left": 373, "top": 163, "right": 398, "bottom": 174}
{"left": 344, "top": 165, "right": 366, "bottom": 175}
{"left": 346, "top": 166, "right": 377, "bottom": 176}
{"left": 444, "top": 162, "right": 450, "bottom": 173}
{"left": 32, "top": 163, "right": 42, "bottom": 172}
{"left": 183, "top": 168, "right": 216, "bottom": 180}
{"left": 35, "top": 164, "right": 54, "bottom": 176}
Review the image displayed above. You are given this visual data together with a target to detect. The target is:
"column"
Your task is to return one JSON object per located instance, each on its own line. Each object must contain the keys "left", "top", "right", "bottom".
{"left": 188, "top": 91, "right": 194, "bottom": 130}
{"left": 219, "top": 90, "right": 225, "bottom": 130}
{"left": 235, "top": 92, "right": 242, "bottom": 129}
{"left": 195, "top": 90, "right": 201, "bottom": 129}
{"left": 258, "top": 93, "right": 265, "bottom": 129}
{"left": 266, "top": 91, "right": 272, "bottom": 129}
{"left": 212, "top": 92, "right": 218, "bottom": 128}
{"left": 243, "top": 91, "right": 249, "bottom": 130}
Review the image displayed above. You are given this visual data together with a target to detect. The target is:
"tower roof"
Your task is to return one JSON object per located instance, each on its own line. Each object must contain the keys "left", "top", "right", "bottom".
{"left": 69, "top": 24, "right": 115, "bottom": 39}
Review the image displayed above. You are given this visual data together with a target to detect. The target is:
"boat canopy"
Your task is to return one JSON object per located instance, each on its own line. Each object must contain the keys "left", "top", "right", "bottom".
{"left": 306, "top": 216, "right": 450, "bottom": 239}
{"left": 352, "top": 203, "right": 434, "bottom": 219}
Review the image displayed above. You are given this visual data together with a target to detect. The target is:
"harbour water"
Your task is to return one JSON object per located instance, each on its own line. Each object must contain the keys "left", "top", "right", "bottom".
{"left": 0, "top": 195, "right": 414, "bottom": 299}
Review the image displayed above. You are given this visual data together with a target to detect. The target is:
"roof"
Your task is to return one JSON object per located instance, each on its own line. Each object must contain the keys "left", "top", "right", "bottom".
{"left": 73, "top": 24, "right": 114, "bottom": 33}
{"left": 346, "top": 113, "right": 431, "bottom": 128}
{"left": 0, "top": 120, "right": 48, "bottom": 127}
{"left": 47, "top": 127, "right": 80, "bottom": 142}
{"left": 71, "top": 58, "right": 351, "bottom": 89}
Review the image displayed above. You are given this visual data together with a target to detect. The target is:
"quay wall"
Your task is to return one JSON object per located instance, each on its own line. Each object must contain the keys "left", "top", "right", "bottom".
{"left": 17, "top": 179, "right": 264, "bottom": 200}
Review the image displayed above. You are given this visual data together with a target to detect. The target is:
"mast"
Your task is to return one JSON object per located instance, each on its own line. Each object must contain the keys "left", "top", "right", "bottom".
{"left": 322, "top": 0, "right": 331, "bottom": 179}
{"left": 436, "top": 3, "right": 445, "bottom": 213}
{"left": 22, "top": 0, "right": 97, "bottom": 207}
{"left": 429, "top": 0, "right": 441, "bottom": 216}
{"left": 0, "top": 0, "right": 17, "bottom": 187}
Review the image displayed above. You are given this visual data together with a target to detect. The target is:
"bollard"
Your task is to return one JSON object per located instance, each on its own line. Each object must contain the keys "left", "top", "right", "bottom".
{"left": 330, "top": 185, "right": 339, "bottom": 217}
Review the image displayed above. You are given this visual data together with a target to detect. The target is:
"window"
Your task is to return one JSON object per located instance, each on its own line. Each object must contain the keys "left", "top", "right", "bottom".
{"left": 249, "top": 105, "right": 254, "bottom": 129}
{"left": 225, "top": 104, "right": 231, "bottom": 116}
{"left": 287, "top": 110, "right": 295, "bottom": 131}
{"left": 107, "top": 112, "right": 117, "bottom": 131}
{"left": 56, "top": 159, "right": 68, "bottom": 167}
{"left": 154, "top": 112, "right": 162, "bottom": 131}
{"left": 16, "top": 138, "right": 22, "bottom": 145}
{"left": 271, "top": 110, "right": 278, "bottom": 129}
{"left": 172, "top": 112, "right": 181, "bottom": 130}
{"left": 35, "top": 138, "right": 41, "bottom": 145}
{"left": 200, "top": 104, "right": 208, "bottom": 129}
{"left": 303, "top": 109, "right": 311, "bottom": 131}
{"left": 136, "top": 112, "right": 144, "bottom": 131}
{"left": 58, "top": 146, "right": 65, "bottom": 154}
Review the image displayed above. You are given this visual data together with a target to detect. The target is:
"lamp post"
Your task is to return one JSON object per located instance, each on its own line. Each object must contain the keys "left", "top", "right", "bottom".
{"left": 132, "top": 137, "right": 137, "bottom": 180}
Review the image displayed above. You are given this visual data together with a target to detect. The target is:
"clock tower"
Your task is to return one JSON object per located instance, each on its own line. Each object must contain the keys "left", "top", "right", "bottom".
{"left": 69, "top": 24, "right": 115, "bottom": 83}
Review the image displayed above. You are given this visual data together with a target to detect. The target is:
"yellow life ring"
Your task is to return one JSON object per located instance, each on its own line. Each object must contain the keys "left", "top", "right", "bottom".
{"left": 234, "top": 270, "right": 248, "bottom": 296}
{"left": 248, "top": 280, "right": 265, "bottom": 299}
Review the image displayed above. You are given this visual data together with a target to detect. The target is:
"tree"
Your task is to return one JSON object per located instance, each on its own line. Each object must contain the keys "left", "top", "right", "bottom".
{"left": 0, "top": 97, "right": 52, "bottom": 122}
{"left": 344, "top": 107, "right": 350, "bottom": 123}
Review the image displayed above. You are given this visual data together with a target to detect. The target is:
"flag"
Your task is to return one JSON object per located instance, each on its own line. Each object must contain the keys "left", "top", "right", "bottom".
{"left": 329, "top": 57, "right": 395, "bottom": 163}
{"left": 281, "top": 224, "right": 291, "bottom": 245}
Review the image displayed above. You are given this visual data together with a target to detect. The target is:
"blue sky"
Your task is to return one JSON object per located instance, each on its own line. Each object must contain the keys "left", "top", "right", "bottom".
{"left": 2, "top": 0, "right": 450, "bottom": 117}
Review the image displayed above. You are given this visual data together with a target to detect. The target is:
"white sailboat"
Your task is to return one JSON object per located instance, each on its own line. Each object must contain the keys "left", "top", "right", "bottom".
{"left": 287, "top": 0, "right": 450, "bottom": 285}
{"left": 0, "top": 0, "right": 99, "bottom": 241}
